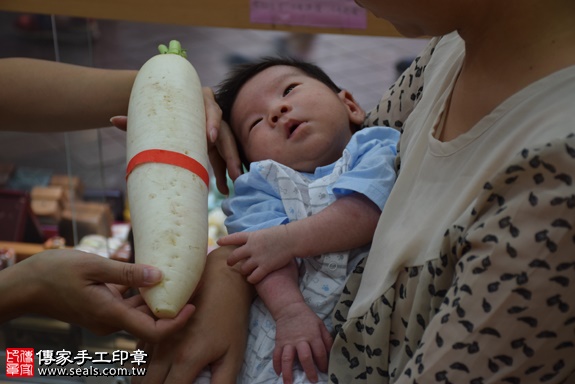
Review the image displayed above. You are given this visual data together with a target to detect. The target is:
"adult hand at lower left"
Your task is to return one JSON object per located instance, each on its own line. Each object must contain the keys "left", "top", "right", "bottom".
{"left": 14, "top": 250, "right": 194, "bottom": 343}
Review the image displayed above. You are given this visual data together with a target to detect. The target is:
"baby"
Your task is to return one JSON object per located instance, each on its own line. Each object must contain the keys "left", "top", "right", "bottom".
{"left": 215, "top": 57, "right": 399, "bottom": 384}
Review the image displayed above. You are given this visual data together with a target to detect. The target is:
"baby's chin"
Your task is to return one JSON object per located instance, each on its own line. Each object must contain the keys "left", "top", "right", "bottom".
{"left": 292, "top": 159, "right": 335, "bottom": 174}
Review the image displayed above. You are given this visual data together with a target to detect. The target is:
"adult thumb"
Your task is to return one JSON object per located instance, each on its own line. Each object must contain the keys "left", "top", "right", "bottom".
{"left": 91, "top": 257, "right": 163, "bottom": 287}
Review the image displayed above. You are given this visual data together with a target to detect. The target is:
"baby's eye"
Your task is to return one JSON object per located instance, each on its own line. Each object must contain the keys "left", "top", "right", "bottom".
{"left": 283, "top": 84, "right": 297, "bottom": 96}
{"left": 249, "top": 118, "right": 262, "bottom": 131}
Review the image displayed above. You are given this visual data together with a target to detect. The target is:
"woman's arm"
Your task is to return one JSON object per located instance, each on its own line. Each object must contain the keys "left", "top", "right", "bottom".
{"left": 135, "top": 245, "right": 256, "bottom": 383}
{"left": 0, "top": 58, "right": 136, "bottom": 132}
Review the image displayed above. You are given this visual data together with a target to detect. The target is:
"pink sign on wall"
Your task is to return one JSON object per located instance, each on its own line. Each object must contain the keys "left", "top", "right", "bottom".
{"left": 250, "top": 0, "right": 367, "bottom": 30}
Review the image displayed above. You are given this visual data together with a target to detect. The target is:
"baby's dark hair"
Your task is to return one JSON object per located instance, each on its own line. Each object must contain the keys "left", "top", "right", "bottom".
{"left": 214, "top": 56, "right": 356, "bottom": 169}
{"left": 215, "top": 56, "right": 342, "bottom": 126}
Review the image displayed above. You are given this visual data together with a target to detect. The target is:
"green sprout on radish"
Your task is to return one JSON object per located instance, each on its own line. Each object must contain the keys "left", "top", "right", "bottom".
{"left": 158, "top": 40, "right": 187, "bottom": 58}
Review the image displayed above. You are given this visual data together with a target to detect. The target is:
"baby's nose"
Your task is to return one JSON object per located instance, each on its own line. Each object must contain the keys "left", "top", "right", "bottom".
{"left": 270, "top": 106, "right": 289, "bottom": 124}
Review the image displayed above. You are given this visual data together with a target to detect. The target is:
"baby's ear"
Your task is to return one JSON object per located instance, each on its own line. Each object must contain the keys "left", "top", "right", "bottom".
{"left": 339, "top": 90, "right": 365, "bottom": 126}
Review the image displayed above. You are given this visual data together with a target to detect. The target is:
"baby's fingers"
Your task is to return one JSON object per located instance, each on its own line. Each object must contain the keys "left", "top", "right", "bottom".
{"left": 296, "top": 342, "right": 318, "bottom": 383}
{"left": 237, "top": 259, "right": 257, "bottom": 277}
{"left": 310, "top": 333, "right": 331, "bottom": 373}
{"left": 218, "top": 232, "right": 247, "bottom": 247}
{"left": 280, "top": 344, "right": 296, "bottom": 384}
{"left": 273, "top": 344, "right": 284, "bottom": 375}
{"left": 246, "top": 266, "right": 267, "bottom": 284}
{"left": 226, "top": 245, "right": 250, "bottom": 267}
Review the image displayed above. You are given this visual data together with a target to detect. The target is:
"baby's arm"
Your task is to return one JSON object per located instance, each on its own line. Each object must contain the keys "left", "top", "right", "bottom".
{"left": 257, "top": 262, "right": 332, "bottom": 384}
{"left": 220, "top": 192, "right": 381, "bottom": 283}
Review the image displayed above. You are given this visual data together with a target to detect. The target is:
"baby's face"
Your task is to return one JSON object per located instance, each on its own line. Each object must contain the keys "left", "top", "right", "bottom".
{"left": 230, "top": 65, "right": 363, "bottom": 172}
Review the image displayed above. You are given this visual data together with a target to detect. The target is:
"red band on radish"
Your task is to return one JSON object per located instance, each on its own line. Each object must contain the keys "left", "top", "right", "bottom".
{"left": 126, "top": 149, "right": 209, "bottom": 187}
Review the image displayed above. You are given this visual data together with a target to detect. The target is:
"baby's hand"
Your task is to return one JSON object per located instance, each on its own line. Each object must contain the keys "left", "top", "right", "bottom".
{"left": 273, "top": 302, "right": 333, "bottom": 384}
{"left": 218, "top": 226, "right": 295, "bottom": 284}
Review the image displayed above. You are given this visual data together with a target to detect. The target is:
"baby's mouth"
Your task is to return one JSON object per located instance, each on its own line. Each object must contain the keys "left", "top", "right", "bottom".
{"left": 287, "top": 122, "right": 303, "bottom": 138}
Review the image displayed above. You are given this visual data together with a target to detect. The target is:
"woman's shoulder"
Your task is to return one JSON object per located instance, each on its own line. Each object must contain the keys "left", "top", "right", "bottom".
{"left": 363, "top": 33, "right": 458, "bottom": 130}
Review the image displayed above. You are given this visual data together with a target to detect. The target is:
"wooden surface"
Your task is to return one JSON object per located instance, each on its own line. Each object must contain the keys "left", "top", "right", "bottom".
{"left": 0, "top": 241, "right": 131, "bottom": 263}
{"left": 0, "top": 0, "right": 400, "bottom": 37}
{"left": 0, "top": 241, "right": 44, "bottom": 262}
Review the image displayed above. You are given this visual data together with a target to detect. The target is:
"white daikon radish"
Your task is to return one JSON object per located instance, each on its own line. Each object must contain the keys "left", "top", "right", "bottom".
{"left": 126, "top": 40, "right": 209, "bottom": 319}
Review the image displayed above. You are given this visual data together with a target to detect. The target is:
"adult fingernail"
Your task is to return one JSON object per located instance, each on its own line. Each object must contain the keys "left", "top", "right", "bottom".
{"left": 143, "top": 267, "right": 162, "bottom": 284}
{"left": 209, "top": 127, "right": 218, "bottom": 143}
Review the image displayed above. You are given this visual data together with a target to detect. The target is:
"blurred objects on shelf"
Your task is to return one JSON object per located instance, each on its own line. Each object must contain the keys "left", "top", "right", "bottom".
{"left": 43, "top": 235, "right": 66, "bottom": 249}
{"left": 1, "top": 167, "right": 127, "bottom": 248}
{"left": 30, "top": 174, "right": 85, "bottom": 227}
{"left": 226, "top": 32, "right": 316, "bottom": 67}
{"left": 26, "top": 174, "right": 88, "bottom": 241}
{"left": 0, "top": 190, "right": 44, "bottom": 243}
{"left": 58, "top": 200, "right": 114, "bottom": 245}
{"left": 0, "top": 247, "right": 16, "bottom": 271}
{"left": 4, "top": 166, "right": 52, "bottom": 192}
{"left": 30, "top": 185, "right": 65, "bottom": 225}
{"left": 0, "top": 163, "right": 15, "bottom": 189}
{"left": 207, "top": 207, "right": 227, "bottom": 250}
{"left": 75, "top": 234, "right": 123, "bottom": 259}
{"left": 50, "top": 174, "right": 85, "bottom": 200}
{"left": 13, "top": 13, "right": 100, "bottom": 43}
{"left": 83, "top": 188, "right": 125, "bottom": 222}
{"left": 74, "top": 222, "right": 132, "bottom": 261}
{"left": 111, "top": 222, "right": 131, "bottom": 242}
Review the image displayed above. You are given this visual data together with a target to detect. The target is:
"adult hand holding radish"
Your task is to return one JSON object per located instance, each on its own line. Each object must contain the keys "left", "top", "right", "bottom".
{"left": 112, "top": 87, "right": 242, "bottom": 196}
{"left": 127, "top": 40, "right": 210, "bottom": 319}
{"left": 204, "top": 93, "right": 243, "bottom": 195}
{"left": 0, "top": 250, "right": 194, "bottom": 343}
